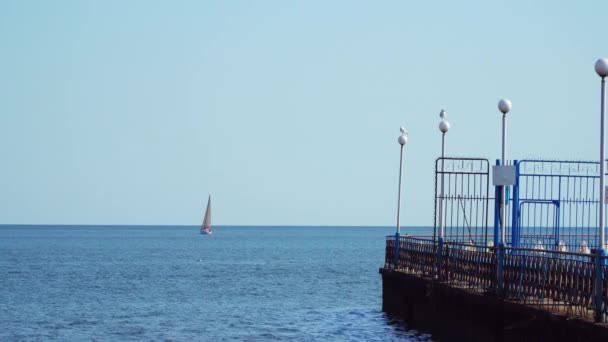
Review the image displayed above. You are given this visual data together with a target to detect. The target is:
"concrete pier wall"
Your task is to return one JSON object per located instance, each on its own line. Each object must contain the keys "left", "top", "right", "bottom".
{"left": 380, "top": 268, "right": 608, "bottom": 342}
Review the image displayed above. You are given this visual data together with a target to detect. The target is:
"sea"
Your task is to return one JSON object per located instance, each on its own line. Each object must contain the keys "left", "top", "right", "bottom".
{"left": 0, "top": 225, "right": 435, "bottom": 341}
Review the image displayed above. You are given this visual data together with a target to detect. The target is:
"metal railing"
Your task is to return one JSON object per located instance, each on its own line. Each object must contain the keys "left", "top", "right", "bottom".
{"left": 396, "top": 236, "right": 436, "bottom": 275}
{"left": 442, "top": 240, "right": 496, "bottom": 294}
{"left": 385, "top": 235, "right": 605, "bottom": 321}
{"left": 502, "top": 246, "right": 596, "bottom": 319}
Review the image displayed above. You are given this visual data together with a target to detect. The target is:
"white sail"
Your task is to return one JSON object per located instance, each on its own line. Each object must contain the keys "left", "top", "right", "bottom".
{"left": 201, "top": 195, "right": 212, "bottom": 234}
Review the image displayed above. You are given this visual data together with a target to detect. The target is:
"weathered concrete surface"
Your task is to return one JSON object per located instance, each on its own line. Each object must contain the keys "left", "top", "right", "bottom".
{"left": 380, "top": 268, "right": 608, "bottom": 342}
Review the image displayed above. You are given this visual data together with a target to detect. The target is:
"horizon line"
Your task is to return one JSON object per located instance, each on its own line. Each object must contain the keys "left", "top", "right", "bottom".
{"left": 0, "top": 223, "right": 434, "bottom": 228}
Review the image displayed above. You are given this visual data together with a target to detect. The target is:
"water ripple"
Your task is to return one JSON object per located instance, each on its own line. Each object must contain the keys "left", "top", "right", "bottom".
{"left": 0, "top": 225, "right": 435, "bottom": 341}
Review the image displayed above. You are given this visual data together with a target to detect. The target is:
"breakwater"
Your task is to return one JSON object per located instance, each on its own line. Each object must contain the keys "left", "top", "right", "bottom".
{"left": 380, "top": 265, "right": 608, "bottom": 342}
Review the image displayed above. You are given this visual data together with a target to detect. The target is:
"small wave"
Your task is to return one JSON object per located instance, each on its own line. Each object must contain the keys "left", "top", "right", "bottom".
{"left": 275, "top": 327, "right": 300, "bottom": 334}
{"left": 347, "top": 309, "right": 367, "bottom": 318}
{"left": 111, "top": 326, "right": 146, "bottom": 336}
{"left": 67, "top": 319, "right": 97, "bottom": 327}
{"left": 198, "top": 260, "right": 268, "bottom": 266}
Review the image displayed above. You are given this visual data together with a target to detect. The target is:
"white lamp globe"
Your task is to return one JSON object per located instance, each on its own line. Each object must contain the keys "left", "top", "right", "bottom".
{"left": 398, "top": 135, "right": 407, "bottom": 145}
{"left": 498, "top": 99, "right": 512, "bottom": 114}
{"left": 596, "top": 58, "right": 608, "bottom": 78}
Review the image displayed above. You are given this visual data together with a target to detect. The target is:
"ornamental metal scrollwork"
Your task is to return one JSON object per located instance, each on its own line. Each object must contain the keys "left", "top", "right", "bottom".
{"left": 436, "top": 157, "right": 489, "bottom": 174}
{"left": 519, "top": 160, "right": 600, "bottom": 177}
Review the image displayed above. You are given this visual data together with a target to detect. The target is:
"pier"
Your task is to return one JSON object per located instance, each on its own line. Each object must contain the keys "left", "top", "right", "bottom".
{"left": 380, "top": 157, "right": 608, "bottom": 341}
{"left": 379, "top": 63, "right": 608, "bottom": 340}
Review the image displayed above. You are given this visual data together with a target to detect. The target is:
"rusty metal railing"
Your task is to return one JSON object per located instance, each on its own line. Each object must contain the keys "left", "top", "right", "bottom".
{"left": 502, "top": 246, "right": 596, "bottom": 319}
{"left": 384, "top": 235, "right": 605, "bottom": 321}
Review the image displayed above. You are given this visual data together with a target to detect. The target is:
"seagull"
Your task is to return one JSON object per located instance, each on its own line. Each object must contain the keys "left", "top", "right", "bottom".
{"left": 533, "top": 240, "right": 545, "bottom": 255}
{"left": 557, "top": 240, "right": 567, "bottom": 252}
{"left": 486, "top": 240, "right": 494, "bottom": 253}
{"left": 579, "top": 240, "right": 591, "bottom": 254}
{"left": 464, "top": 238, "right": 475, "bottom": 252}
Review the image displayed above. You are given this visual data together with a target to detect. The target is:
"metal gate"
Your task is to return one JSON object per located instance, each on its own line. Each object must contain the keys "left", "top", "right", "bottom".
{"left": 517, "top": 200, "right": 560, "bottom": 249}
{"left": 510, "top": 160, "right": 601, "bottom": 251}
{"left": 434, "top": 157, "right": 491, "bottom": 246}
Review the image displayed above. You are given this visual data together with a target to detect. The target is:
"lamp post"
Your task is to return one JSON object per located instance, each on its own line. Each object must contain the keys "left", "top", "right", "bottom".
{"left": 498, "top": 98, "right": 512, "bottom": 245}
{"left": 595, "top": 57, "right": 608, "bottom": 323}
{"left": 439, "top": 110, "right": 450, "bottom": 240}
{"left": 394, "top": 126, "right": 408, "bottom": 269}
{"left": 596, "top": 58, "right": 608, "bottom": 250}
{"left": 396, "top": 126, "right": 408, "bottom": 234}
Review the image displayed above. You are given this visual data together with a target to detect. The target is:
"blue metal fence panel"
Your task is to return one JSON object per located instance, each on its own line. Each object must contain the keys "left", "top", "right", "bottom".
{"left": 514, "top": 160, "right": 601, "bottom": 251}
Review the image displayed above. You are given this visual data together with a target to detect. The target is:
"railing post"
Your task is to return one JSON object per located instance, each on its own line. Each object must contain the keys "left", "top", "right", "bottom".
{"left": 493, "top": 158, "right": 504, "bottom": 294}
{"left": 497, "top": 243, "right": 505, "bottom": 295}
{"left": 595, "top": 248, "right": 606, "bottom": 323}
{"left": 494, "top": 159, "right": 501, "bottom": 249}
{"left": 436, "top": 236, "right": 444, "bottom": 280}
{"left": 394, "top": 232, "right": 400, "bottom": 270}
{"left": 554, "top": 200, "right": 561, "bottom": 249}
{"left": 511, "top": 160, "right": 519, "bottom": 248}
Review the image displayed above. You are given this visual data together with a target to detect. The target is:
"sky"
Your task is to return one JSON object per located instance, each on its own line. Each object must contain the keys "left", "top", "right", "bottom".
{"left": 1, "top": 0, "right": 608, "bottom": 226}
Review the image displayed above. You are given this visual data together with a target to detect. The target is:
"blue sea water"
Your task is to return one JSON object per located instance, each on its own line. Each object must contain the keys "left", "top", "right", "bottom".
{"left": 0, "top": 225, "right": 435, "bottom": 341}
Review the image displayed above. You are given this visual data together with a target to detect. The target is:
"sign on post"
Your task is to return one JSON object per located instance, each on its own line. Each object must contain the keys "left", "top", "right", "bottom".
{"left": 492, "top": 165, "right": 516, "bottom": 186}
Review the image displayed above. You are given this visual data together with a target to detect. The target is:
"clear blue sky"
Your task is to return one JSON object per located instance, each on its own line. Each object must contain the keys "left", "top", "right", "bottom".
{"left": 1, "top": 1, "right": 607, "bottom": 226}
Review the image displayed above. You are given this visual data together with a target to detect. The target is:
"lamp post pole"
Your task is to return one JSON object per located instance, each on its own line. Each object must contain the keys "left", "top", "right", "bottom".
{"left": 495, "top": 98, "right": 512, "bottom": 295}
{"left": 394, "top": 126, "right": 408, "bottom": 269}
{"left": 595, "top": 58, "right": 608, "bottom": 323}
{"left": 498, "top": 99, "right": 512, "bottom": 245}
{"left": 439, "top": 110, "right": 450, "bottom": 240}
{"left": 596, "top": 58, "right": 608, "bottom": 250}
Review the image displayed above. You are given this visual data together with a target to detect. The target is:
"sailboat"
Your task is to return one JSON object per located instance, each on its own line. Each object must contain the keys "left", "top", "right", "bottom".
{"left": 201, "top": 195, "right": 212, "bottom": 235}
